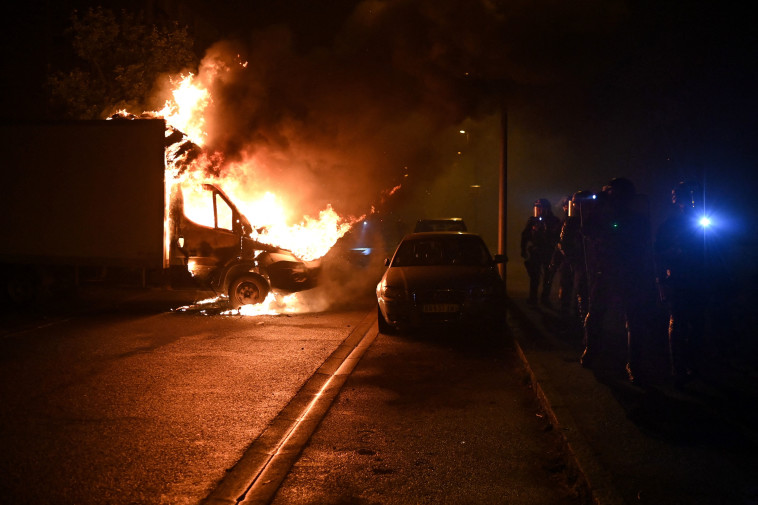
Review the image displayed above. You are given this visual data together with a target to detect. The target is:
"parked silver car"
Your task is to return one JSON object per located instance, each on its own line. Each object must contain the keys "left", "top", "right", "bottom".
{"left": 376, "top": 232, "right": 506, "bottom": 333}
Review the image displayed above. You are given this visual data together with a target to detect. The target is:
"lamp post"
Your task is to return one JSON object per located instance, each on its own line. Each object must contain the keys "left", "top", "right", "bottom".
{"left": 498, "top": 104, "right": 507, "bottom": 284}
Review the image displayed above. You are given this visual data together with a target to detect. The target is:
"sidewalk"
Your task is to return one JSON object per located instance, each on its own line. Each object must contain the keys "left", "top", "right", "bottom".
{"left": 505, "top": 269, "right": 758, "bottom": 505}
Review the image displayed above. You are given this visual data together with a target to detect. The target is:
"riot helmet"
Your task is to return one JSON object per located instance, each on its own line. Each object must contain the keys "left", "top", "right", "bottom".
{"left": 568, "top": 190, "right": 593, "bottom": 218}
{"left": 533, "top": 198, "right": 552, "bottom": 218}
{"left": 603, "top": 177, "right": 636, "bottom": 204}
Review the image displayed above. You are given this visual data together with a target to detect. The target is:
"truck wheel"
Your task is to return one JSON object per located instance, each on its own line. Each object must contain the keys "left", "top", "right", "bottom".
{"left": 228, "top": 274, "right": 270, "bottom": 308}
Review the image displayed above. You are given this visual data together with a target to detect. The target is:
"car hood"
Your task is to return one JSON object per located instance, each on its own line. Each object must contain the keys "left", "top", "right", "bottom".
{"left": 383, "top": 265, "right": 502, "bottom": 292}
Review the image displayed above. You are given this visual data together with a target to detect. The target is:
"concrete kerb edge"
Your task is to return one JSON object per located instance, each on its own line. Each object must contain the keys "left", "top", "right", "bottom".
{"left": 201, "top": 309, "right": 379, "bottom": 505}
{"left": 507, "top": 300, "right": 627, "bottom": 505}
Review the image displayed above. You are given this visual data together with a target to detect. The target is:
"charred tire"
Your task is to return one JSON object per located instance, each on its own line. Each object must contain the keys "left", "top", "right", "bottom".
{"left": 228, "top": 274, "right": 270, "bottom": 308}
{"left": 377, "top": 305, "right": 394, "bottom": 334}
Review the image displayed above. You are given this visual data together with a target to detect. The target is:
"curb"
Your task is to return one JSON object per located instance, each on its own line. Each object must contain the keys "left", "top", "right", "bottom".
{"left": 506, "top": 298, "right": 627, "bottom": 505}
{"left": 201, "top": 310, "right": 378, "bottom": 505}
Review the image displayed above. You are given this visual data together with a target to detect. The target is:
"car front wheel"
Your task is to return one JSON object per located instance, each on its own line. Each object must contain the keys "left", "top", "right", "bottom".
{"left": 377, "top": 305, "right": 394, "bottom": 334}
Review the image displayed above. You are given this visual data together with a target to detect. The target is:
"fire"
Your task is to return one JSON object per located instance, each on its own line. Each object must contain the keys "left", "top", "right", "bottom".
{"left": 251, "top": 204, "right": 354, "bottom": 262}
{"left": 118, "top": 68, "right": 381, "bottom": 314}
{"left": 178, "top": 292, "right": 311, "bottom": 316}
{"left": 217, "top": 189, "right": 355, "bottom": 262}
{"left": 175, "top": 175, "right": 357, "bottom": 262}
{"left": 158, "top": 73, "right": 209, "bottom": 146}
{"left": 151, "top": 72, "right": 357, "bottom": 264}
{"left": 223, "top": 292, "right": 321, "bottom": 316}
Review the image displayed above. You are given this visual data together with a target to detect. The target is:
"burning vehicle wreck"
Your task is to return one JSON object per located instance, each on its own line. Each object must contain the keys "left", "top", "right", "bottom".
{"left": 171, "top": 183, "right": 320, "bottom": 308}
{"left": 0, "top": 119, "right": 321, "bottom": 308}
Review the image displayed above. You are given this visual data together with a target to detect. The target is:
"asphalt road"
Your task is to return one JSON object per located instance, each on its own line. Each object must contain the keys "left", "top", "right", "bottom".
{"left": 0, "top": 284, "right": 585, "bottom": 505}
{"left": 269, "top": 328, "right": 583, "bottom": 505}
{"left": 0, "top": 288, "right": 369, "bottom": 505}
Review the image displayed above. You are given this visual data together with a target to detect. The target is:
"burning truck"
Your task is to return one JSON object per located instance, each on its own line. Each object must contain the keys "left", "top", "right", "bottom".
{"left": 1, "top": 118, "right": 320, "bottom": 308}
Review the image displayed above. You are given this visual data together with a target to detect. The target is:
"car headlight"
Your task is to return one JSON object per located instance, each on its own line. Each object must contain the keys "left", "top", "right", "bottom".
{"left": 381, "top": 285, "right": 406, "bottom": 300}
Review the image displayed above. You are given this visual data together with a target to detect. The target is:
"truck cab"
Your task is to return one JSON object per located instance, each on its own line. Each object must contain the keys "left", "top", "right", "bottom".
{"left": 170, "top": 183, "right": 319, "bottom": 308}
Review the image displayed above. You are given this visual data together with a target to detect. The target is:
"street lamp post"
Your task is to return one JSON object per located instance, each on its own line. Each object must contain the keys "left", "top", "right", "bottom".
{"left": 498, "top": 104, "right": 508, "bottom": 284}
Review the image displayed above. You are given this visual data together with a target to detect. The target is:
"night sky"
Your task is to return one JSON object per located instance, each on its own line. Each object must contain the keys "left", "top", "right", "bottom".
{"left": 2, "top": 1, "right": 756, "bottom": 265}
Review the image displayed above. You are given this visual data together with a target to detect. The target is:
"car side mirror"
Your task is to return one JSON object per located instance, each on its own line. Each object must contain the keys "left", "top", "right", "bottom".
{"left": 384, "top": 258, "right": 391, "bottom": 267}
{"left": 493, "top": 254, "right": 507, "bottom": 264}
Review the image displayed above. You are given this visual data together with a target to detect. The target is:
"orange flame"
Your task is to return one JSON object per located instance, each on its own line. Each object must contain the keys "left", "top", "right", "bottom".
{"left": 222, "top": 292, "right": 327, "bottom": 316}
{"left": 158, "top": 73, "right": 209, "bottom": 146}
{"left": 248, "top": 201, "right": 354, "bottom": 262}
{"left": 118, "top": 67, "right": 395, "bottom": 313}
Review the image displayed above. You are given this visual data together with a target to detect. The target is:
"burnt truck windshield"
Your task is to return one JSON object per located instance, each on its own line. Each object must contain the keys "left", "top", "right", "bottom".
{"left": 391, "top": 236, "right": 492, "bottom": 267}
{"left": 182, "top": 184, "right": 242, "bottom": 233}
{"left": 215, "top": 193, "right": 234, "bottom": 230}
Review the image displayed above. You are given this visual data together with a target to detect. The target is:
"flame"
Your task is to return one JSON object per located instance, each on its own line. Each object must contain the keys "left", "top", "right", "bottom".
{"left": 181, "top": 291, "right": 329, "bottom": 316}
{"left": 253, "top": 204, "right": 354, "bottom": 262}
{"left": 169, "top": 150, "right": 359, "bottom": 262}
{"left": 158, "top": 74, "right": 209, "bottom": 146}
{"left": 179, "top": 183, "right": 356, "bottom": 261}
{"left": 151, "top": 72, "right": 357, "bottom": 263}
{"left": 222, "top": 292, "right": 320, "bottom": 316}
{"left": 117, "top": 65, "right": 395, "bottom": 315}
{"left": 223, "top": 292, "right": 281, "bottom": 316}
{"left": 173, "top": 169, "right": 358, "bottom": 262}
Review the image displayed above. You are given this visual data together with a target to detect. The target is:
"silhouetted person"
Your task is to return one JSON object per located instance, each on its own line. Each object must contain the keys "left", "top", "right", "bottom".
{"left": 521, "top": 199, "right": 561, "bottom": 306}
{"left": 554, "top": 191, "right": 592, "bottom": 325}
{"left": 655, "top": 180, "right": 709, "bottom": 385}
{"left": 580, "top": 178, "right": 656, "bottom": 383}
{"left": 550, "top": 196, "right": 575, "bottom": 317}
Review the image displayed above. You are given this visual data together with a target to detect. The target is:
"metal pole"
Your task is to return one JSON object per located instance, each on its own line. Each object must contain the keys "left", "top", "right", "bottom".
{"left": 498, "top": 102, "right": 508, "bottom": 284}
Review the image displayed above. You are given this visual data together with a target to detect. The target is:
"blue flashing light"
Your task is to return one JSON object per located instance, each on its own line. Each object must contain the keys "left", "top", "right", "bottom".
{"left": 699, "top": 216, "right": 712, "bottom": 228}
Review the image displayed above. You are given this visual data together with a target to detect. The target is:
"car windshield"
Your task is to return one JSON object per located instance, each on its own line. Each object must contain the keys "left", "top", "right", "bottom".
{"left": 391, "top": 236, "right": 492, "bottom": 267}
{"left": 414, "top": 219, "right": 466, "bottom": 232}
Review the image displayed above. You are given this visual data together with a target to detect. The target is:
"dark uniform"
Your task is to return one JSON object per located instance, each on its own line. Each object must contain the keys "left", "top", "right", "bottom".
{"left": 521, "top": 199, "right": 561, "bottom": 306}
{"left": 580, "top": 178, "right": 656, "bottom": 383}
{"left": 655, "top": 181, "right": 709, "bottom": 383}
{"left": 550, "top": 197, "right": 574, "bottom": 316}
{"left": 554, "top": 191, "right": 592, "bottom": 324}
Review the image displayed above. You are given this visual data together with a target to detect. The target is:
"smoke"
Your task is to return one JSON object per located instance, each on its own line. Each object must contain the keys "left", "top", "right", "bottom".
{"left": 171, "top": 0, "right": 754, "bottom": 310}
{"left": 191, "top": 2, "right": 506, "bottom": 218}
{"left": 189, "top": 1, "right": 632, "bottom": 234}
{"left": 187, "top": 0, "right": 752, "bottom": 283}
